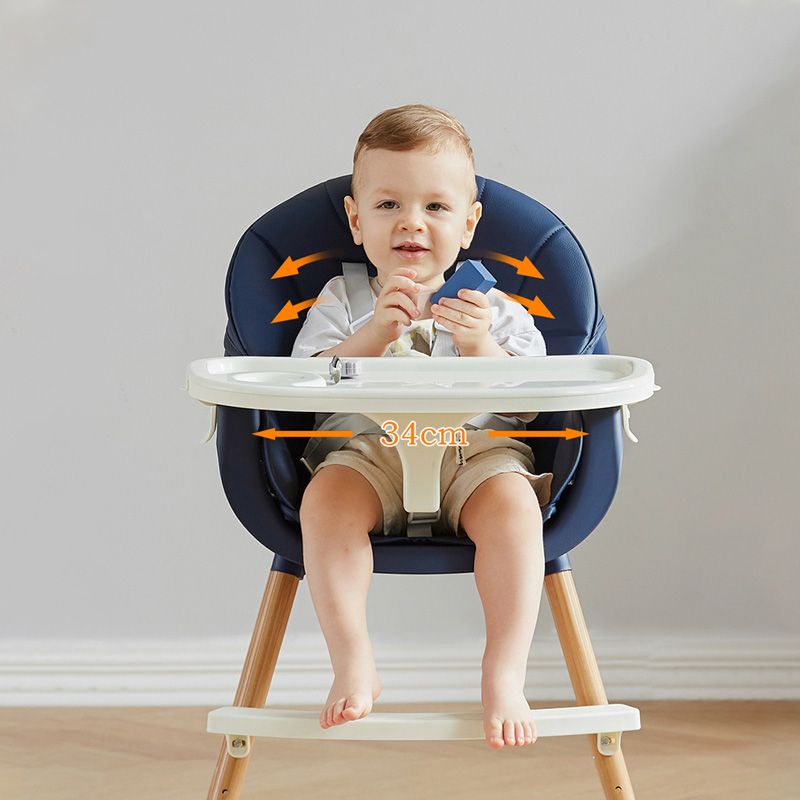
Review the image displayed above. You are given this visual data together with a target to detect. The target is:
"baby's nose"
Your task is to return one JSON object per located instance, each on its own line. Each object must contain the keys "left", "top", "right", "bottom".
{"left": 400, "top": 212, "right": 425, "bottom": 227}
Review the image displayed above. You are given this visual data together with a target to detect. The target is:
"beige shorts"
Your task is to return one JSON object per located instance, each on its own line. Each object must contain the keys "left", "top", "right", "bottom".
{"left": 311, "top": 428, "right": 554, "bottom": 537}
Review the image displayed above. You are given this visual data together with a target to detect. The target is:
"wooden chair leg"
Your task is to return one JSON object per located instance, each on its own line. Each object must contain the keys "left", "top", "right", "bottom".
{"left": 207, "top": 567, "right": 300, "bottom": 800}
{"left": 545, "top": 567, "right": 636, "bottom": 799}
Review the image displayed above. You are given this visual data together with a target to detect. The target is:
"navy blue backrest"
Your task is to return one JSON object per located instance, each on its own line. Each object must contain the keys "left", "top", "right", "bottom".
{"left": 224, "top": 174, "right": 605, "bottom": 358}
{"left": 221, "top": 174, "right": 607, "bottom": 520}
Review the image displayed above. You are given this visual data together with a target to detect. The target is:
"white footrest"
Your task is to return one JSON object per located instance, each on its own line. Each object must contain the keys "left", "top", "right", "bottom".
{"left": 208, "top": 703, "right": 640, "bottom": 745}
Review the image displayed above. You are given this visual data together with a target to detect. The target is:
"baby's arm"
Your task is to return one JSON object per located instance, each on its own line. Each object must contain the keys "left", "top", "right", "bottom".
{"left": 292, "top": 277, "right": 391, "bottom": 359}
{"left": 295, "top": 269, "right": 424, "bottom": 359}
{"left": 314, "top": 322, "right": 389, "bottom": 358}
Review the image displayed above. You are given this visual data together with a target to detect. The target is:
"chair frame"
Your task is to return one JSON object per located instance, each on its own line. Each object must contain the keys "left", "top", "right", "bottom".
{"left": 203, "top": 174, "right": 641, "bottom": 797}
{"left": 206, "top": 559, "right": 635, "bottom": 799}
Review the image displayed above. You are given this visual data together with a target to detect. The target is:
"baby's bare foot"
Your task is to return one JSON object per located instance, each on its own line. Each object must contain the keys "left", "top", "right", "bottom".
{"left": 481, "top": 670, "right": 538, "bottom": 749}
{"left": 320, "top": 665, "right": 382, "bottom": 729}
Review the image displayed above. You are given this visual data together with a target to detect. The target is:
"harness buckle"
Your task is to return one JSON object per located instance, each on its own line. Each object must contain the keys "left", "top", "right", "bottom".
{"left": 406, "top": 510, "right": 440, "bottom": 538}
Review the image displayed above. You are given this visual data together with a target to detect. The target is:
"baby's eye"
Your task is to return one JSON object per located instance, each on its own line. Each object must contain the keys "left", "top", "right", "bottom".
{"left": 377, "top": 201, "right": 446, "bottom": 211}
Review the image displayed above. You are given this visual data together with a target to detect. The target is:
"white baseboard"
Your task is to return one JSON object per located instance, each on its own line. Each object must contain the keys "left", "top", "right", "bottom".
{"left": 1, "top": 634, "right": 797, "bottom": 706}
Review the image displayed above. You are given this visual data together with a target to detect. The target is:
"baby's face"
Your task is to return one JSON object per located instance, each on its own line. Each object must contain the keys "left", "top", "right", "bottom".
{"left": 343, "top": 146, "right": 482, "bottom": 291}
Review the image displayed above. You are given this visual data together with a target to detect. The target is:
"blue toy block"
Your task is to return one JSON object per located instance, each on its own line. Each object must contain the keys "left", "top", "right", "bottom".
{"left": 430, "top": 259, "right": 496, "bottom": 306}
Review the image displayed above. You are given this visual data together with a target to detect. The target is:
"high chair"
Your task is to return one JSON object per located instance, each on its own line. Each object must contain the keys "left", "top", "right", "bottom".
{"left": 184, "top": 173, "right": 659, "bottom": 799}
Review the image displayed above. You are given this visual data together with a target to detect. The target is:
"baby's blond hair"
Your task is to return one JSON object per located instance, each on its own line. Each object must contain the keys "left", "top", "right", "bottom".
{"left": 352, "top": 104, "right": 477, "bottom": 205}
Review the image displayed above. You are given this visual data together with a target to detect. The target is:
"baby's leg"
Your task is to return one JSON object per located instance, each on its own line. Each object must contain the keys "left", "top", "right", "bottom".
{"left": 299, "top": 464, "right": 384, "bottom": 729}
{"left": 458, "top": 472, "right": 545, "bottom": 749}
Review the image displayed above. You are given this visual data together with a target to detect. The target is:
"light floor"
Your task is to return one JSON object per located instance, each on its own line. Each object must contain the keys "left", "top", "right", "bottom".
{"left": 2, "top": 701, "right": 797, "bottom": 799}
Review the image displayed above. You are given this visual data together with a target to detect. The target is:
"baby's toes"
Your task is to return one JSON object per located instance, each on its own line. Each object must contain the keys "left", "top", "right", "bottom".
{"left": 319, "top": 699, "right": 339, "bottom": 728}
{"left": 332, "top": 697, "right": 347, "bottom": 724}
{"left": 514, "top": 721, "right": 525, "bottom": 746}
{"left": 342, "top": 696, "right": 367, "bottom": 720}
{"left": 503, "top": 720, "right": 517, "bottom": 745}
{"left": 524, "top": 720, "right": 537, "bottom": 744}
{"left": 485, "top": 718, "right": 505, "bottom": 749}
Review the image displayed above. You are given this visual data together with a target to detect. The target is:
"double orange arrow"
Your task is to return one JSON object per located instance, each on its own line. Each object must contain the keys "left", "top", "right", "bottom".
{"left": 253, "top": 428, "right": 587, "bottom": 440}
{"left": 269, "top": 249, "right": 555, "bottom": 323}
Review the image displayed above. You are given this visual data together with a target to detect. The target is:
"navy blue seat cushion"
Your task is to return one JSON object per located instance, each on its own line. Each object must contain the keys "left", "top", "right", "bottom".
{"left": 223, "top": 175, "right": 606, "bottom": 534}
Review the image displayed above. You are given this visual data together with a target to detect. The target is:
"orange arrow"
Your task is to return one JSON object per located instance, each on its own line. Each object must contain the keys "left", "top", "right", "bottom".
{"left": 489, "top": 428, "right": 588, "bottom": 440}
{"left": 504, "top": 291, "right": 555, "bottom": 319}
{"left": 479, "top": 251, "right": 544, "bottom": 279}
{"left": 254, "top": 428, "right": 354, "bottom": 440}
{"left": 271, "top": 293, "right": 337, "bottom": 323}
{"left": 272, "top": 298, "right": 318, "bottom": 323}
{"left": 272, "top": 250, "right": 341, "bottom": 279}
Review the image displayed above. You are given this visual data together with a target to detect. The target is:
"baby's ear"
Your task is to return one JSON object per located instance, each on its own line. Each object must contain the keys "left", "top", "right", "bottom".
{"left": 343, "top": 197, "right": 362, "bottom": 243}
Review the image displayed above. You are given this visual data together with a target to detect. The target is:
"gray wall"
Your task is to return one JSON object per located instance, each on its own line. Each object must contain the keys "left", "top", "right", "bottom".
{"left": 2, "top": 1, "right": 799, "bottom": 694}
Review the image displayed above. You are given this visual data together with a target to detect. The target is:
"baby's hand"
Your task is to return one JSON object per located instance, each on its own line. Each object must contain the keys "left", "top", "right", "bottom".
{"left": 431, "top": 288, "right": 493, "bottom": 355}
{"left": 368, "top": 268, "right": 424, "bottom": 346}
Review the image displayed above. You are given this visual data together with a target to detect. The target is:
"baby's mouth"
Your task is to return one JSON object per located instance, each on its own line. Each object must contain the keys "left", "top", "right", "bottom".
{"left": 394, "top": 245, "right": 430, "bottom": 262}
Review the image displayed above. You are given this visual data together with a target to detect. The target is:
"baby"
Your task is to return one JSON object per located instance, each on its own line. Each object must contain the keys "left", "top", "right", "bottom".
{"left": 292, "top": 104, "right": 552, "bottom": 749}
